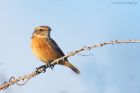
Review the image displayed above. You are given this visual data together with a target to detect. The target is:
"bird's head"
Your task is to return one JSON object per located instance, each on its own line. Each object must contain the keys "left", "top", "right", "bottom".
{"left": 32, "top": 26, "right": 52, "bottom": 38}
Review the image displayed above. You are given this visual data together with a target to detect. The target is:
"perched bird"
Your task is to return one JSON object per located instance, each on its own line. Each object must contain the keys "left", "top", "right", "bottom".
{"left": 31, "top": 26, "right": 80, "bottom": 74}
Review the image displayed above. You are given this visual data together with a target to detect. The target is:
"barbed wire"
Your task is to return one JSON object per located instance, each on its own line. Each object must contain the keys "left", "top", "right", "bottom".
{"left": 0, "top": 40, "right": 140, "bottom": 91}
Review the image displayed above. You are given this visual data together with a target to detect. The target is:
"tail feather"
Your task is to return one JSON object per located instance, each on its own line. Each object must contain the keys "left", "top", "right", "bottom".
{"left": 63, "top": 61, "right": 80, "bottom": 74}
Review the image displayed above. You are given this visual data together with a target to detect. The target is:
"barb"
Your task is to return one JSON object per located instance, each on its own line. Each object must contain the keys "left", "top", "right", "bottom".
{"left": 0, "top": 40, "right": 140, "bottom": 90}
{"left": 77, "top": 54, "right": 94, "bottom": 56}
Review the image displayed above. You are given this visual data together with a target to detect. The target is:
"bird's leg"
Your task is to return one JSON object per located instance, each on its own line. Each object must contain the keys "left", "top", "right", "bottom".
{"left": 47, "top": 62, "right": 54, "bottom": 70}
{"left": 36, "top": 65, "right": 47, "bottom": 74}
{"left": 35, "top": 62, "right": 55, "bottom": 74}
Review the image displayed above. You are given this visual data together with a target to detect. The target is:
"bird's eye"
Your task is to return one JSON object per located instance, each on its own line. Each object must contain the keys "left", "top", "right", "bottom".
{"left": 39, "top": 29, "right": 43, "bottom": 31}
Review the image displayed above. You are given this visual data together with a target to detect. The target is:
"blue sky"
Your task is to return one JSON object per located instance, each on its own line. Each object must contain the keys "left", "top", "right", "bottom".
{"left": 0, "top": 0, "right": 140, "bottom": 93}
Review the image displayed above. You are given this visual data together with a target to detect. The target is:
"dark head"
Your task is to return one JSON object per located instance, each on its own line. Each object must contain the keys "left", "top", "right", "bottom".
{"left": 32, "top": 26, "right": 52, "bottom": 38}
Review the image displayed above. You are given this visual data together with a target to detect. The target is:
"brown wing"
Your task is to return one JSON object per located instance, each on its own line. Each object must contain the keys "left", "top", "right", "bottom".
{"left": 48, "top": 38, "right": 66, "bottom": 58}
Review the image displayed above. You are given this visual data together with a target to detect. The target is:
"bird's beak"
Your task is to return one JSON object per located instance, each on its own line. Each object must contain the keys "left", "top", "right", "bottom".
{"left": 49, "top": 28, "right": 52, "bottom": 31}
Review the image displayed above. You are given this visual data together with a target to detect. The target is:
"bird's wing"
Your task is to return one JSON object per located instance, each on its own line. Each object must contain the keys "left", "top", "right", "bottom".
{"left": 49, "top": 38, "right": 65, "bottom": 57}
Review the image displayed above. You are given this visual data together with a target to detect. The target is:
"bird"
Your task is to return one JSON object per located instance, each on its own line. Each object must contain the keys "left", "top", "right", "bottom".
{"left": 31, "top": 26, "right": 80, "bottom": 74}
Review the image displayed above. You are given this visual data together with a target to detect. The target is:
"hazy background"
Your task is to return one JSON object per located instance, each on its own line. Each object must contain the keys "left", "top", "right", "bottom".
{"left": 0, "top": 0, "right": 140, "bottom": 93}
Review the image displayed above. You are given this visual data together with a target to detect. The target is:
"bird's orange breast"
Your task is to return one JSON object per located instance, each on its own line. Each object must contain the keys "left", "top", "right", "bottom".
{"left": 31, "top": 37, "right": 62, "bottom": 63}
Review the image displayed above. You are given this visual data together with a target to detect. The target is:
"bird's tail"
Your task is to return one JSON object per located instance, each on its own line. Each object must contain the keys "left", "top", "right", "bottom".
{"left": 63, "top": 61, "right": 80, "bottom": 74}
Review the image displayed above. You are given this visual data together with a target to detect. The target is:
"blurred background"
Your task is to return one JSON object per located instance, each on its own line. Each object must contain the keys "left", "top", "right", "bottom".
{"left": 0, "top": 0, "right": 140, "bottom": 93}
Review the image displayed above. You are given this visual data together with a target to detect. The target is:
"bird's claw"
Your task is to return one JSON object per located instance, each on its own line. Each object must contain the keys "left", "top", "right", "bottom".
{"left": 36, "top": 65, "right": 47, "bottom": 74}
{"left": 47, "top": 63, "right": 54, "bottom": 70}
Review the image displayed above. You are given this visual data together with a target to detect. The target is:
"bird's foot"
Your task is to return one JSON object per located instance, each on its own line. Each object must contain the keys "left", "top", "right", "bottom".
{"left": 36, "top": 65, "right": 47, "bottom": 74}
{"left": 47, "top": 63, "right": 54, "bottom": 70}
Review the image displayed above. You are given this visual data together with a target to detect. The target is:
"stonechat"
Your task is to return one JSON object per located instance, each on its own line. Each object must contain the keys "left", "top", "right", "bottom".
{"left": 31, "top": 26, "right": 80, "bottom": 74}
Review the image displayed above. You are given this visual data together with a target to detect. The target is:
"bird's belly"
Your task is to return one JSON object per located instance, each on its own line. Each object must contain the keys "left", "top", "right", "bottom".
{"left": 32, "top": 38, "right": 61, "bottom": 63}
